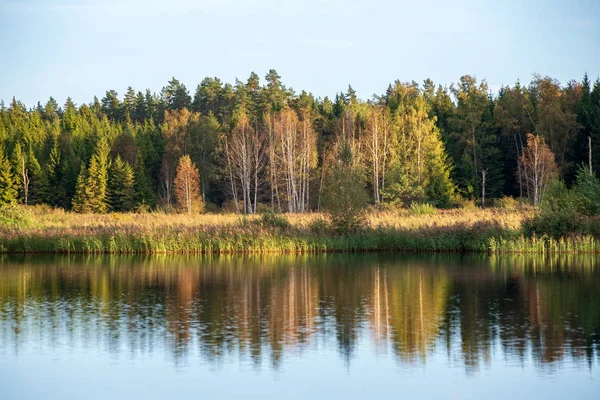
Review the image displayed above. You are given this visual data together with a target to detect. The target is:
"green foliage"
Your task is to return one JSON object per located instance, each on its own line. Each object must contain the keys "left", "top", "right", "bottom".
{"left": 309, "top": 218, "right": 330, "bottom": 235}
{"left": 0, "top": 204, "right": 31, "bottom": 227}
{"left": 0, "top": 72, "right": 597, "bottom": 216}
{"left": 573, "top": 166, "right": 600, "bottom": 217}
{"left": 383, "top": 177, "right": 425, "bottom": 206}
{"left": 322, "top": 152, "right": 369, "bottom": 234}
{"left": 71, "top": 165, "right": 89, "bottom": 213}
{"left": 10, "top": 142, "right": 26, "bottom": 202}
{"left": 529, "top": 180, "right": 580, "bottom": 237}
{"left": 108, "top": 155, "right": 135, "bottom": 212}
{"left": 72, "top": 138, "right": 110, "bottom": 213}
{"left": 133, "top": 154, "right": 155, "bottom": 208}
{"left": 425, "top": 154, "right": 454, "bottom": 207}
{"left": 409, "top": 202, "right": 437, "bottom": 215}
{"left": 260, "top": 212, "right": 290, "bottom": 230}
{"left": 0, "top": 147, "right": 17, "bottom": 205}
{"left": 494, "top": 196, "right": 519, "bottom": 210}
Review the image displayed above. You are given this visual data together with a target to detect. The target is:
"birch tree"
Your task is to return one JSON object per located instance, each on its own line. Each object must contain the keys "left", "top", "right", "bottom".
{"left": 174, "top": 155, "right": 203, "bottom": 214}
{"left": 364, "top": 105, "right": 394, "bottom": 206}
{"left": 519, "top": 133, "right": 558, "bottom": 206}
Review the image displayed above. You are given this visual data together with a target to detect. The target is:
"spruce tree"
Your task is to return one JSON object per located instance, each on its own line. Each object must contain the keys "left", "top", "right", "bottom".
{"left": 72, "top": 165, "right": 90, "bottom": 213}
{"left": 133, "top": 153, "right": 155, "bottom": 208}
{"left": 27, "top": 147, "right": 44, "bottom": 205}
{"left": 44, "top": 140, "right": 62, "bottom": 206}
{"left": 108, "top": 155, "right": 135, "bottom": 212}
{"left": 0, "top": 147, "right": 17, "bottom": 205}
{"left": 85, "top": 137, "right": 110, "bottom": 213}
{"left": 425, "top": 142, "right": 455, "bottom": 207}
{"left": 11, "top": 142, "right": 27, "bottom": 203}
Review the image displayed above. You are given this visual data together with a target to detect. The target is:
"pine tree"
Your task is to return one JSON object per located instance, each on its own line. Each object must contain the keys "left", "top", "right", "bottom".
{"left": 108, "top": 155, "right": 135, "bottom": 212}
{"left": 0, "top": 147, "right": 17, "bottom": 205}
{"left": 163, "top": 78, "right": 191, "bottom": 110}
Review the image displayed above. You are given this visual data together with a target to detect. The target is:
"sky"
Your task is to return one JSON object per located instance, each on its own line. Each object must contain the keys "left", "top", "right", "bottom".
{"left": 1, "top": 0, "right": 599, "bottom": 107}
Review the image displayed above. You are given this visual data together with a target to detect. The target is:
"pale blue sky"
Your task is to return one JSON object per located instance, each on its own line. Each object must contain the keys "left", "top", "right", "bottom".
{"left": 1, "top": 0, "right": 599, "bottom": 107}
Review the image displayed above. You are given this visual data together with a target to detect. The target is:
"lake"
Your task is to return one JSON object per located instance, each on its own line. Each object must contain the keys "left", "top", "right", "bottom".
{"left": 0, "top": 254, "right": 599, "bottom": 399}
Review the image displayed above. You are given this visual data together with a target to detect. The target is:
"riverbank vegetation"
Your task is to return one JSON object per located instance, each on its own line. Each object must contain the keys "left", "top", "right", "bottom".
{"left": 2, "top": 71, "right": 600, "bottom": 253}
{"left": 0, "top": 203, "right": 576, "bottom": 254}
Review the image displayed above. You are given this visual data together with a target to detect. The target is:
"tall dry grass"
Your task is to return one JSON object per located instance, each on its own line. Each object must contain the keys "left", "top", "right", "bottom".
{"left": 0, "top": 204, "right": 590, "bottom": 254}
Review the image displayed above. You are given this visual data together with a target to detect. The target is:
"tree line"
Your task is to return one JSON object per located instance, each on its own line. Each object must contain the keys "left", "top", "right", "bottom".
{"left": 0, "top": 70, "right": 599, "bottom": 213}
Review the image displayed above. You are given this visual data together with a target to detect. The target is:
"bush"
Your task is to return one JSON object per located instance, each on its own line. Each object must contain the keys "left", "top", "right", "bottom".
{"left": 529, "top": 180, "right": 580, "bottom": 237}
{"left": 203, "top": 201, "right": 221, "bottom": 214}
{"left": 260, "top": 212, "right": 290, "bottom": 230}
{"left": 451, "top": 195, "right": 477, "bottom": 210}
{"left": 408, "top": 202, "right": 437, "bottom": 215}
{"left": 309, "top": 218, "right": 330, "bottom": 235}
{"left": 0, "top": 205, "right": 32, "bottom": 228}
{"left": 494, "top": 196, "right": 518, "bottom": 210}
{"left": 322, "top": 161, "right": 369, "bottom": 234}
{"left": 221, "top": 199, "right": 244, "bottom": 213}
{"left": 573, "top": 167, "right": 600, "bottom": 217}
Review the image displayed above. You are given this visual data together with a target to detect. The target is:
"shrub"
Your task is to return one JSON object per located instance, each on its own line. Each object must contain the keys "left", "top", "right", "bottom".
{"left": 260, "top": 212, "right": 290, "bottom": 230}
{"left": 309, "top": 218, "right": 330, "bottom": 235}
{"left": 322, "top": 161, "right": 369, "bottom": 234}
{"left": 0, "top": 205, "right": 32, "bottom": 228}
{"left": 529, "top": 180, "right": 580, "bottom": 237}
{"left": 573, "top": 166, "right": 600, "bottom": 217}
{"left": 408, "top": 202, "right": 437, "bottom": 215}
{"left": 494, "top": 196, "right": 518, "bottom": 210}
{"left": 204, "top": 202, "right": 221, "bottom": 214}
{"left": 222, "top": 200, "right": 244, "bottom": 213}
{"left": 451, "top": 195, "right": 477, "bottom": 209}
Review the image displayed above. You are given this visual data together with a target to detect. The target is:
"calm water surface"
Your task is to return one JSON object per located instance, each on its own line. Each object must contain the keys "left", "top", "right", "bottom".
{"left": 0, "top": 254, "right": 599, "bottom": 399}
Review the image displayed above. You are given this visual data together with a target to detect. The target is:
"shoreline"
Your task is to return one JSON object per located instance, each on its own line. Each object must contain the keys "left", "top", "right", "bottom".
{"left": 2, "top": 206, "right": 599, "bottom": 255}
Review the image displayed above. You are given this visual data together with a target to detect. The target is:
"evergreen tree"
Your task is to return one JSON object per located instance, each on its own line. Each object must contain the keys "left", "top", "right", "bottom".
{"left": 43, "top": 97, "right": 59, "bottom": 120}
{"left": 102, "top": 90, "right": 121, "bottom": 121}
{"left": 123, "top": 86, "right": 137, "bottom": 119}
{"left": 591, "top": 79, "right": 600, "bottom": 176}
{"left": 72, "top": 138, "right": 110, "bottom": 213}
{"left": 108, "top": 155, "right": 135, "bottom": 212}
{"left": 11, "top": 142, "right": 28, "bottom": 203}
{"left": 26, "top": 147, "right": 44, "bottom": 205}
{"left": 72, "top": 165, "right": 90, "bottom": 213}
{"left": 133, "top": 153, "right": 155, "bottom": 208}
{"left": 163, "top": 77, "right": 191, "bottom": 110}
{"left": 86, "top": 137, "right": 110, "bottom": 213}
{"left": 62, "top": 98, "right": 78, "bottom": 132}
{"left": 44, "top": 139, "right": 65, "bottom": 206}
{"left": 0, "top": 147, "right": 17, "bottom": 205}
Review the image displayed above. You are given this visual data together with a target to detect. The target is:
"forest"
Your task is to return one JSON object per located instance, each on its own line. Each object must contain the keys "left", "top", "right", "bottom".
{"left": 1, "top": 70, "right": 599, "bottom": 215}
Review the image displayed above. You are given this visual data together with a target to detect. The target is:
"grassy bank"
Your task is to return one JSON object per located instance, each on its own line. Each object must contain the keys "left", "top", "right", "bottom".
{"left": 0, "top": 205, "right": 598, "bottom": 254}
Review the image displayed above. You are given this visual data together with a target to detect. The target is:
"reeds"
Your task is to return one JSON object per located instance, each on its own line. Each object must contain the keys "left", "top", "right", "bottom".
{"left": 0, "top": 205, "right": 596, "bottom": 254}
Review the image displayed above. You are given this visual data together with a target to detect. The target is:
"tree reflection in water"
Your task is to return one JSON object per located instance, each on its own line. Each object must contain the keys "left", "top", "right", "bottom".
{"left": 0, "top": 253, "right": 599, "bottom": 373}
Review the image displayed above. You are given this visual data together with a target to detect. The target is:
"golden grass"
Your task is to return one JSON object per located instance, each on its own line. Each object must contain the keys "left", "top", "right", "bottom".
{"left": 1, "top": 205, "right": 532, "bottom": 233}
{"left": 0, "top": 204, "right": 540, "bottom": 254}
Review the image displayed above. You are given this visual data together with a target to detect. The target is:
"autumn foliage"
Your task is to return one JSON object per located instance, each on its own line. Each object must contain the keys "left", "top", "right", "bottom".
{"left": 174, "top": 155, "right": 203, "bottom": 214}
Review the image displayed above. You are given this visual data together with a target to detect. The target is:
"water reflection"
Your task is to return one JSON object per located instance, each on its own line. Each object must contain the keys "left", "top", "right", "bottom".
{"left": 0, "top": 254, "right": 599, "bottom": 373}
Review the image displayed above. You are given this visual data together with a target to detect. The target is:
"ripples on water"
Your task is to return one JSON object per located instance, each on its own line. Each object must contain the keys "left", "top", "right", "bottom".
{"left": 0, "top": 254, "right": 599, "bottom": 399}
